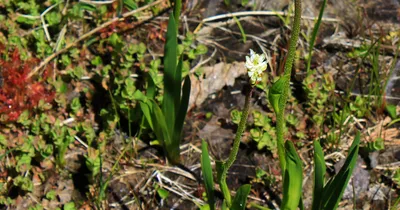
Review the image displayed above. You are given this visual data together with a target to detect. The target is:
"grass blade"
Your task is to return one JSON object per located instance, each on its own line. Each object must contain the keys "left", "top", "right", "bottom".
{"left": 201, "top": 139, "right": 215, "bottom": 210}
{"left": 162, "top": 12, "right": 178, "bottom": 134}
{"left": 231, "top": 184, "right": 251, "bottom": 210}
{"left": 312, "top": 140, "right": 326, "bottom": 210}
{"left": 322, "top": 131, "right": 360, "bottom": 210}
{"left": 233, "top": 16, "right": 246, "bottom": 43}
{"left": 174, "top": 74, "right": 191, "bottom": 148}
{"left": 139, "top": 101, "right": 153, "bottom": 130}
{"left": 306, "top": 0, "right": 327, "bottom": 72}
{"left": 174, "top": 56, "right": 183, "bottom": 118}
{"left": 150, "top": 101, "right": 175, "bottom": 162}
{"left": 281, "top": 141, "right": 303, "bottom": 210}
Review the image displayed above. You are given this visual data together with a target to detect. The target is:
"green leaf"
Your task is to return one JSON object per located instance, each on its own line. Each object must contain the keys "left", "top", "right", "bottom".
{"left": 157, "top": 188, "right": 169, "bottom": 199}
{"left": 231, "top": 184, "right": 251, "bottom": 210}
{"left": 174, "top": 56, "right": 183, "bottom": 118}
{"left": 230, "top": 109, "right": 242, "bottom": 124}
{"left": 173, "top": 75, "right": 191, "bottom": 150}
{"left": 311, "top": 140, "right": 326, "bottom": 210}
{"left": 201, "top": 140, "right": 215, "bottom": 210}
{"left": 124, "top": 0, "right": 138, "bottom": 10}
{"left": 70, "top": 98, "right": 81, "bottom": 114}
{"left": 195, "top": 44, "right": 208, "bottom": 55}
{"left": 78, "top": 2, "right": 96, "bottom": 12}
{"left": 199, "top": 204, "right": 211, "bottom": 210}
{"left": 46, "top": 190, "right": 57, "bottom": 200}
{"left": 268, "top": 75, "right": 290, "bottom": 114}
{"left": 45, "top": 11, "right": 61, "bottom": 26}
{"left": 162, "top": 12, "right": 178, "bottom": 135}
{"left": 322, "top": 131, "right": 360, "bottom": 210}
{"left": 146, "top": 74, "right": 156, "bottom": 99}
{"left": 366, "top": 137, "right": 385, "bottom": 152}
{"left": 281, "top": 141, "right": 303, "bottom": 210}
{"left": 16, "top": 154, "right": 32, "bottom": 172}
{"left": 63, "top": 202, "right": 76, "bottom": 210}
{"left": 14, "top": 175, "right": 33, "bottom": 192}
{"left": 140, "top": 101, "right": 154, "bottom": 130}
{"left": 386, "top": 104, "right": 397, "bottom": 119}
{"left": 0, "top": 134, "right": 7, "bottom": 146}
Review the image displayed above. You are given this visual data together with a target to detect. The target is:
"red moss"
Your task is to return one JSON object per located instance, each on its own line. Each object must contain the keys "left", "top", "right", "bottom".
{"left": 0, "top": 48, "right": 55, "bottom": 121}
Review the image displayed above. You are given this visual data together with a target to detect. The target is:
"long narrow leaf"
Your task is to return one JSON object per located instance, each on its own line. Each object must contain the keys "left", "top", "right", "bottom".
{"left": 306, "top": 0, "right": 327, "bottom": 72}
{"left": 172, "top": 0, "right": 181, "bottom": 30}
{"left": 201, "top": 140, "right": 215, "bottom": 210}
{"left": 322, "top": 131, "right": 360, "bottom": 210}
{"left": 139, "top": 101, "right": 153, "bottom": 130}
{"left": 281, "top": 141, "right": 303, "bottom": 210}
{"left": 151, "top": 101, "right": 171, "bottom": 159}
{"left": 146, "top": 74, "right": 156, "bottom": 99}
{"left": 311, "top": 140, "right": 326, "bottom": 210}
{"left": 231, "top": 184, "right": 251, "bottom": 210}
{"left": 174, "top": 75, "right": 191, "bottom": 147}
{"left": 174, "top": 56, "right": 183, "bottom": 118}
{"left": 162, "top": 12, "right": 178, "bottom": 134}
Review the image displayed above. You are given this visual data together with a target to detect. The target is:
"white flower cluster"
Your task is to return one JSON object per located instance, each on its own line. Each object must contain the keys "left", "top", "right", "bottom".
{"left": 245, "top": 49, "right": 269, "bottom": 84}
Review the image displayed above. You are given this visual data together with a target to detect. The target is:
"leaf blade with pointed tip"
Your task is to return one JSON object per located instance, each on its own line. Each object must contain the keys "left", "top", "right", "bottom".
{"left": 162, "top": 12, "right": 178, "bottom": 134}
{"left": 201, "top": 139, "right": 215, "bottom": 210}
{"left": 322, "top": 131, "right": 360, "bottom": 210}
{"left": 231, "top": 184, "right": 251, "bottom": 210}
{"left": 312, "top": 140, "right": 326, "bottom": 210}
{"left": 281, "top": 141, "right": 303, "bottom": 210}
{"left": 268, "top": 74, "right": 290, "bottom": 114}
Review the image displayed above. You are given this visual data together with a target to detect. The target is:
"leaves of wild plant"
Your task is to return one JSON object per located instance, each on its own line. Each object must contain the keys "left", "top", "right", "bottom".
{"left": 281, "top": 141, "right": 303, "bottom": 210}
{"left": 268, "top": 74, "right": 290, "bottom": 114}
{"left": 386, "top": 104, "right": 398, "bottom": 119}
{"left": 312, "top": 140, "right": 326, "bottom": 210}
{"left": 216, "top": 160, "right": 231, "bottom": 206}
{"left": 174, "top": 73, "right": 190, "bottom": 141}
{"left": 231, "top": 184, "right": 251, "bottom": 210}
{"left": 140, "top": 100, "right": 170, "bottom": 151}
{"left": 201, "top": 140, "right": 215, "bottom": 210}
{"left": 173, "top": 0, "right": 182, "bottom": 29}
{"left": 162, "top": 12, "right": 178, "bottom": 134}
{"left": 321, "top": 131, "right": 360, "bottom": 210}
{"left": 139, "top": 101, "right": 153, "bottom": 131}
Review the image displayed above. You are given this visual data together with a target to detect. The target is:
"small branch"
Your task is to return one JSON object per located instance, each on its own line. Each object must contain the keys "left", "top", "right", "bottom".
{"left": 27, "top": 0, "right": 164, "bottom": 79}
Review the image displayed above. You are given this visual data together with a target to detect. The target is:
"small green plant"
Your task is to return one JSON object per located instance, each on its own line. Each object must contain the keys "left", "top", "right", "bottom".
{"left": 268, "top": 0, "right": 361, "bottom": 209}
{"left": 201, "top": 49, "right": 269, "bottom": 209}
{"left": 140, "top": 0, "right": 190, "bottom": 165}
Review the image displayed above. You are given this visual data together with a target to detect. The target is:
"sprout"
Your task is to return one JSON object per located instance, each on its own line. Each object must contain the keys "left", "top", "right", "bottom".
{"left": 245, "top": 49, "right": 269, "bottom": 84}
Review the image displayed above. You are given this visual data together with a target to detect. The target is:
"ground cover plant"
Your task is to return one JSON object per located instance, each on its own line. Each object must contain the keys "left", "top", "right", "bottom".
{"left": 0, "top": 0, "right": 400, "bottom": 209}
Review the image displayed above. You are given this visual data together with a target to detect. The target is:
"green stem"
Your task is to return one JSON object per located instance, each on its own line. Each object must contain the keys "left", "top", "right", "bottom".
{"left": 306, "top": 0, "right": 326, "bottom": 72}
{"left": 220, "top": 88, "right": 253, "bottom": 206}
{"left": 276, "top": 0, "right": 301, "bottom": 174}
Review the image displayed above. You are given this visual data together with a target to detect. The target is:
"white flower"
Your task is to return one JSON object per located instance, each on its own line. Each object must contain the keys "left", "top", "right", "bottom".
{"left": 245, "top": 49, "right": 269, "bottom": 84}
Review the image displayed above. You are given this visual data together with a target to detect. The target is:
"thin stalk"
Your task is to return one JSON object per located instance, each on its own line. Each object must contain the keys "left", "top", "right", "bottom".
{"left": 306, "top": 0, "right": 326, "bottom": 72}
{"left": 276, "top": 0, "right": 302, "bottom": 173}
{"left": 220, "top": 88, "right": 253, "bottom": 206}
{"left": 233, "top": 16, "right": 247, "bottom": 43}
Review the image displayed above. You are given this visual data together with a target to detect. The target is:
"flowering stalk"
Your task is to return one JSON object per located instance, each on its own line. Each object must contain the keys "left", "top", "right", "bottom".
{"left": 274, "top": 0, "right": 302, "bottom": 174}
{"left": 219, "top": 49, "right": 268, "bottom": 207}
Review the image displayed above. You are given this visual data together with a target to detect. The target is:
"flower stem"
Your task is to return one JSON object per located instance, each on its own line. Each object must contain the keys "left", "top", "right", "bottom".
{"left": 220, "top": 87, "right": 253, "bottom": 206}
{"left": 276, "top": 0, "right": 301, "bottom": 174}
